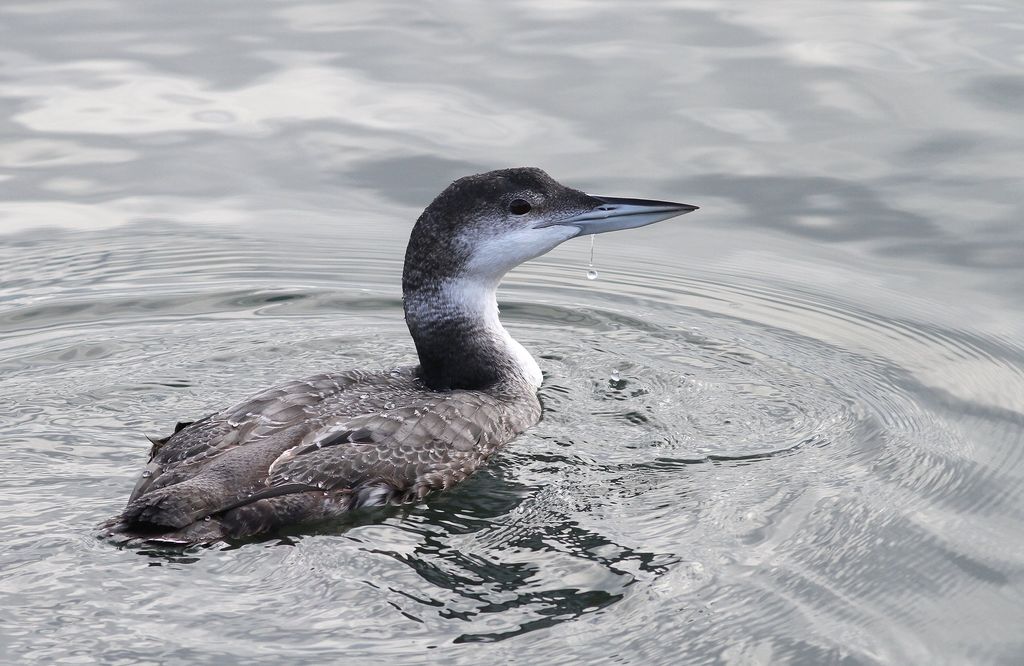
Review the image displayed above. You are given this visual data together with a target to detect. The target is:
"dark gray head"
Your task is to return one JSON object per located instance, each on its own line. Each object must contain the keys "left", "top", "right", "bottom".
{"left": 402, "top": 167, "right": 697, "bottom": 391}
{"left": 403, "top": 167, "right": 697, "bottom": 292}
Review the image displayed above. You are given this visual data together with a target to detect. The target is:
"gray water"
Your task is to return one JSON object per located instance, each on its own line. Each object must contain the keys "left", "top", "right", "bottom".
{"left": 2, "top": 1, "right": 1023, "bottom": 663}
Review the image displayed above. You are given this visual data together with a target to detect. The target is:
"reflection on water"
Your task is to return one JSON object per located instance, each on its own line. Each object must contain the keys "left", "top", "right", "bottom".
{"left": 1, "top": 1, "right": 1023, "bottom": 664}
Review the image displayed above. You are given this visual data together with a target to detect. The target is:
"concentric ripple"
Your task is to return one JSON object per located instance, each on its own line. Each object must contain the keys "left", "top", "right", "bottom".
{"left": 2, "top": 227, "right": 1023, "bottom": 663}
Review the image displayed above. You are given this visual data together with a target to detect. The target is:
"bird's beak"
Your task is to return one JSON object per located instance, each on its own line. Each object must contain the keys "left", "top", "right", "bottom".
{"left": 547, "top": 196, "right": 698, "bottom": 236}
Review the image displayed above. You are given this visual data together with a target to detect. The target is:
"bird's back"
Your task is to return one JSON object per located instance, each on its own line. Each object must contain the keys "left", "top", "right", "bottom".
{"left": 102, "top": 367, "right": 540, "bottom": 543}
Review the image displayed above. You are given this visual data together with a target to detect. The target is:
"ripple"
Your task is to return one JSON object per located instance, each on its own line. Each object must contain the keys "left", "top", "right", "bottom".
{"left": 1, "top": 0, "right": 1023, "bottom": 660}
{"left": 3, "top": 224, "right": 1024, "bottom": 663}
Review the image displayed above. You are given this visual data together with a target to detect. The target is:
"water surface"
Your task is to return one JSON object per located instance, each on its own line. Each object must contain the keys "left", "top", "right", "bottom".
{"left": 2, "top": 1, "right": 1023, "bottom": 664}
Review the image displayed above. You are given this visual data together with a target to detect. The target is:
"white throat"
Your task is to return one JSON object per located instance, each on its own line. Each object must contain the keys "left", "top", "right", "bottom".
{"left": 441, "top": 278, "right": 543, "bottom": 389}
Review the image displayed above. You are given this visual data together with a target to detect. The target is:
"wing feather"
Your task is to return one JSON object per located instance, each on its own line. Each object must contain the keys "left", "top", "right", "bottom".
{"left": 267, "top": 392, "right": 508, "bottom": 499}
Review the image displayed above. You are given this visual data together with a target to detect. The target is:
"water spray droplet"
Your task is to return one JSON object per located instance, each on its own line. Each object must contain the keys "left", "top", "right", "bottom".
{"left": 585, "top": 235, "right": 599, "bottom": 280}
{"left": 610, "top": 369, "right": 620, "bottom": 382}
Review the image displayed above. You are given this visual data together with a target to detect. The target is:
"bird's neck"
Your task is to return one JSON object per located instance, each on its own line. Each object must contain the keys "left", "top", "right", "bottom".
{"left": 403, "top": 277, "right": 541, "bottom": 392}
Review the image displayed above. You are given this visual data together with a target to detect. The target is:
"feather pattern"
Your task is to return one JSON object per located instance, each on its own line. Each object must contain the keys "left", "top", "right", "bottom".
{"left": 103, "top": 366, "right": 540, "bottom": 542}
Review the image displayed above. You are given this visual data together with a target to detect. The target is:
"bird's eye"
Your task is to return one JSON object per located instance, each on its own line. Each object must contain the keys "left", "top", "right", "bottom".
{"left": 508, "top": 199, "right": 532, "bottom": 215}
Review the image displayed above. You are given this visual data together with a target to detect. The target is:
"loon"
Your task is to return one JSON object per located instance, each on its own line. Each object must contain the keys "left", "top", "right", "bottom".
{"left": 102, "top": 167, "right": 697, "bottom": 544}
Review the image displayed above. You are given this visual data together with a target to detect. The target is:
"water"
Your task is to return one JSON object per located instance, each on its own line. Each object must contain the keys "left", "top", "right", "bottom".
{"left": 2, "top": 0, "right": 1023, "bottom": 663}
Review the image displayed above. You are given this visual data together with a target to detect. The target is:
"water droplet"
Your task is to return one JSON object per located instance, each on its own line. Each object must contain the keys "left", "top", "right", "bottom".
{"left": 585, "top": 236, "right": 599, "bottom": 280}
{"left": 610, "top": 369, "right": 620, "bottom": 382}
